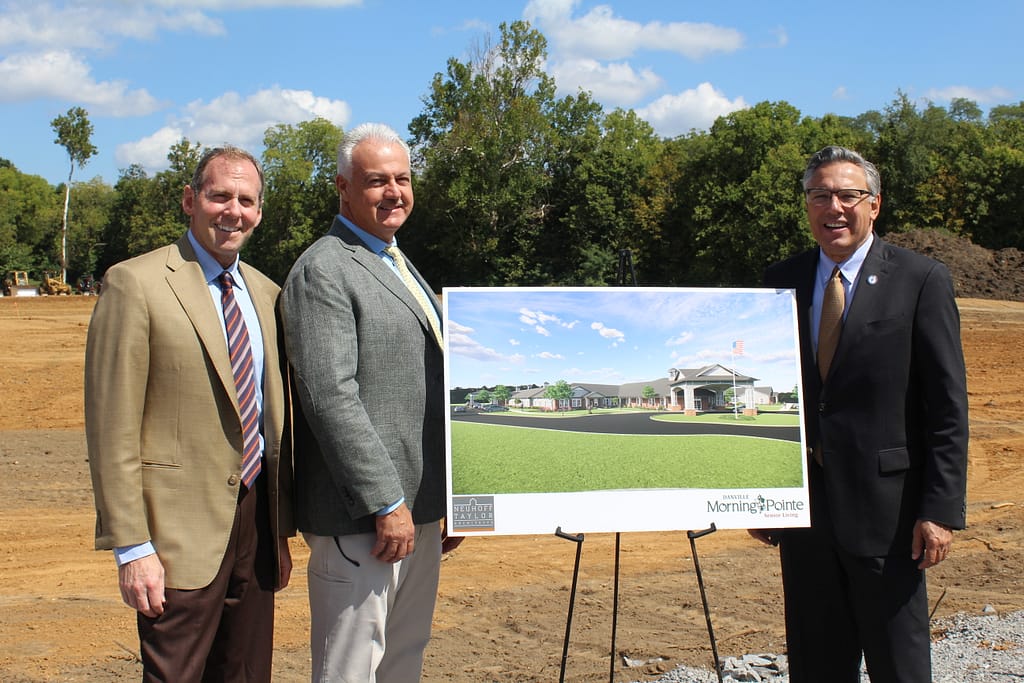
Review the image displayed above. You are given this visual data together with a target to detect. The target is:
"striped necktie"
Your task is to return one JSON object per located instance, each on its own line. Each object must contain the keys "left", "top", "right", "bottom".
{"left": 384, "top": 246, "right": 443, "bottom": 347}
{"left": 219, "top": 272, "right": 262, "bottom": 488}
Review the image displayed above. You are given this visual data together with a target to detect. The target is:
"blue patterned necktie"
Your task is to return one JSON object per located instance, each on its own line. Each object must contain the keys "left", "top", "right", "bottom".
{"left": 219, "top": 272, "right": 261, "bottom": 488}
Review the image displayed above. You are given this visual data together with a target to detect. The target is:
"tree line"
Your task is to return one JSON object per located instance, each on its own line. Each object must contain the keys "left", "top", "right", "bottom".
{"left": 3, "top": 21, "right": 1023, "bottom": 290}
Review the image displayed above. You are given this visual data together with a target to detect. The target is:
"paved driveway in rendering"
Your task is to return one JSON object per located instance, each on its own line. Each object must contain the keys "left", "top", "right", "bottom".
{"left": 452, "top": 411, "right": 801, "bottom": 443}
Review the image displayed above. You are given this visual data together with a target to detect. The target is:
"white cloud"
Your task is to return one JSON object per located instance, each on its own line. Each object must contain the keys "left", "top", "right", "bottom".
{"left": 509, "top": 338, "right": 520, "bottom": 346}
{"left": 0, "top": 50, "right": 162, "bottom": 115}
{"left": 636, "top": 82, "right": 747, "bottom": 138}
{"left": 771, "top": 26, "right": 788, "bottom": 48}
{"left": 0, "top": 2, "right": 225, "bottom": 49}
{"left": 665, "top": 331, "right": 694, "bottom": 347}
{"left": 447, "top": 329, "right": 506, "bottom": 363}
{"left": 590, "top": 321, "right": 625, "bottom": 345}
{"left": 115, "top": 126, "right": 194, "bottom": 172}
{"left": 925, "top": 85, "right": 1013, "bottom": 104}
{"left": 549, "top": 58, "right": 663, "bottom": 106}
{"left": 524, "top": 0, "right": 743, "bottom": 61}
{"left": 536, "top": 351, "right": 564, "bottom": 360}
{"left": 519, "top": 307, "right": 578, "bottom": 335}
{"left": 115, "top": 86, "right": 351, "bottom": 172}
{"left": 832, "top": 86, "right": 850, "bottom": 100}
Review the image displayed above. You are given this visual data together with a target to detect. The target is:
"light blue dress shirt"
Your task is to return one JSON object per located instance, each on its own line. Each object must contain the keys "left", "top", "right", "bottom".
{"left": 811, "top": 232, "right": 873, "bottom": 355}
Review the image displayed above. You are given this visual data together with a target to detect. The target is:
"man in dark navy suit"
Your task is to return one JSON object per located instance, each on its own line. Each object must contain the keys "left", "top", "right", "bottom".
{"left": 751, "top": 146, "right": 968, "bottom": 683}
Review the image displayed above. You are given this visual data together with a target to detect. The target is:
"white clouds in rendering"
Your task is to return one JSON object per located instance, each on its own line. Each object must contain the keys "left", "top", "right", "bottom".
{"left": 445, "top": 287, "right": 800, "bottom": 391}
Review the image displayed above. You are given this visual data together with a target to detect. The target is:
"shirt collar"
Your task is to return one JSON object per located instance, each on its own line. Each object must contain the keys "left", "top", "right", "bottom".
{"left": 818, "top": 232, "right": 874, "bottom": 285}
{"left": 337, "top": 214, "right": 397, "bottom": 254}
{"left": 186, "top": 230, "right": 244, "bottom": 289}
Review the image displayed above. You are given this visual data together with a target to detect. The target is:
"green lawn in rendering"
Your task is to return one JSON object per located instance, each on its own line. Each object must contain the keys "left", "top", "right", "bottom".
{"left": 450, "top": 421, "right": 802, "bottom": 494}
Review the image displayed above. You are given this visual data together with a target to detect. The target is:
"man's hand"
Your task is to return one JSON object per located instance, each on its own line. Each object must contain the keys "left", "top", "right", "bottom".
{"left": 372, "top": 503, "right": 415, "bottom": 563}
{"left": 118, "top": 554, "right": 166, "bottom": 617}
{"left": 277, "top": 537, "right": 293, "bottom": 590}
{"left": 913, "top": 519, "right": 953, "bottom": 569}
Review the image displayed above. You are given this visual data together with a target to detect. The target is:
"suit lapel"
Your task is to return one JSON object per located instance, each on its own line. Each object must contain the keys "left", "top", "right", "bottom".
{"left": 165, "top": 236, "right": 237, "bottom": 407}
{"left": 833, "top": 237, "right": 891, "bottom": 371}
{"left": 330, "top": 219, "right": 441, "bottom": 337}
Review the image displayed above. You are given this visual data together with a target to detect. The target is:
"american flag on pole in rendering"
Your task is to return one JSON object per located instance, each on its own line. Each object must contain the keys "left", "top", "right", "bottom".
{"left": 732, "top": 340, "right": 744, "bottom": 355}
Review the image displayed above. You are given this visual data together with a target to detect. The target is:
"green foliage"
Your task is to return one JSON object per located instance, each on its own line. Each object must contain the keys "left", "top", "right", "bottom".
{"left": 246, "top": 118, "right": 343, "bottom": 284}
{"left": 407, "top": 21, "right": 560, "bottom": 285}
{"left": 492, "top": 384, "right": 511, "bottom": 404}
{"left": 50, "top": 107, "right": 97, "bottom": 178}
{"left": 6, "top": 24, "right": 1024, "bottom": 289}
{"left": 0, "top": 164, "right": 61, "bottom": 273}
{"left": 543, "top": 380, "right": 573, "bottom": 405}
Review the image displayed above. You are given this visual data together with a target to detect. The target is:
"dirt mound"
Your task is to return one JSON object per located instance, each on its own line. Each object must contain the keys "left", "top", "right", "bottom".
{"left": 885, "top": 229, "right": 1024, "bottom": 302}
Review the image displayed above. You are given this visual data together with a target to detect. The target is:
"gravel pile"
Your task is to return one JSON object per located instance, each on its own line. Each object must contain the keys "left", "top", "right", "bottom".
{"left": 625, "top": 609, "right": 1024, "bottom": 682}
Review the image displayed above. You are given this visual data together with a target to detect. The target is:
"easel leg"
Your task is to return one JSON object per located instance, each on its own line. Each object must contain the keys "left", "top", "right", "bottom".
{"left": 688, "top": 524, "right": 724, "bottom": 683}
{"left": 555, "top": 526, "right": 585, "bottom": 683}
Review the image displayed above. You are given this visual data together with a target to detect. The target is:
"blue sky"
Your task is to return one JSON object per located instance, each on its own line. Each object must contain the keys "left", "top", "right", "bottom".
{"left": 444, "top": 287, "right": 800, "bottom": 392}
{"left": 2, "top": 0, "right": 1022, "bottom": 187}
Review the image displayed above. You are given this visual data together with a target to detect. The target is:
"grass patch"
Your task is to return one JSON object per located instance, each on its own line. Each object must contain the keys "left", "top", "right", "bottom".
{"left": 451, "top": 422, "right": 802, "bottom": 494}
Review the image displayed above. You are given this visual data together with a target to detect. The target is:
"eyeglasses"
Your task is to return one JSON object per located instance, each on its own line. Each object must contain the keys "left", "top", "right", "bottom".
{"left": 805, "top": 188, "right": 874, "bottom": 208}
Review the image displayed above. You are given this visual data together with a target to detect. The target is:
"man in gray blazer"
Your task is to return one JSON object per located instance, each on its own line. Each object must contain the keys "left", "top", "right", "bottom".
{"left": 751, "top": 146, "right": 968, "bottom": 682}
{"left": 280, "top": 123, "right": 461, "bottom": 682}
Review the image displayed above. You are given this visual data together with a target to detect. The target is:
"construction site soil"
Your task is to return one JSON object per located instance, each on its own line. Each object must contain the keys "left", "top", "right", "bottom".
{"left": 1, "top": 230, "right": 1022, "bottom": 681}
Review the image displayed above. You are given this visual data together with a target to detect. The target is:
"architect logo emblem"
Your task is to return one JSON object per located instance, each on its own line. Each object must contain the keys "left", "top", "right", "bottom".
{"left": 451, "top": 496, "right": 495, "bottom": 532}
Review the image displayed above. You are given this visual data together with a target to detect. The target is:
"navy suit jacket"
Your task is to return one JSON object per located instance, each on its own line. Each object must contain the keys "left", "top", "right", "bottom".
{"left": 764, "top": 236, "right": 968, "bottom": 557}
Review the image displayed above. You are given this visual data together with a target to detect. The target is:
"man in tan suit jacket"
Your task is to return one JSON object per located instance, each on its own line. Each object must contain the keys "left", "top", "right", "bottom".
{"left": 85, "top": 146, "right": 293, "bottom": 682}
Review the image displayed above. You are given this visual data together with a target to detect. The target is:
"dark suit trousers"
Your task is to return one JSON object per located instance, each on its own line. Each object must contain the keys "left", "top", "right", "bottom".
{"left": 137, "top": 472, "right": 276, "bottom": 683}
{"left": 779, "top": 483, "right": 931, "bottom": 683}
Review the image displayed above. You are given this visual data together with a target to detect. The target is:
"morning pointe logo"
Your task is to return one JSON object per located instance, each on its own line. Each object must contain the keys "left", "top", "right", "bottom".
{"left": 707, "top": 494, "right": 804, "bottom": 515}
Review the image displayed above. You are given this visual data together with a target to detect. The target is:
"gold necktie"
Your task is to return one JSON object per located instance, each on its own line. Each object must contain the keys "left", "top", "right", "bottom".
{"left": 817, "top": 265, "right": 845, "bottom": 381}
{"left": 384, "top": 246, "right": 442, "bottom": 347}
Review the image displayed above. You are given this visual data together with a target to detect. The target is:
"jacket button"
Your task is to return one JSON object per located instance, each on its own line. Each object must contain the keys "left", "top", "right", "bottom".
{"left": 228, "top": 475, "right": 239, "bottom": 486}
{"left": 818, "top": 401, "right": 826, "bottom": 413}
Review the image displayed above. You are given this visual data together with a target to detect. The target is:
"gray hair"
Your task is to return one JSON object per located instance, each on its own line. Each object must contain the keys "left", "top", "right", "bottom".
{"left": 189, "top": 145, "right": 265, "bottom": 203}
{"left": 802, "top": 145, "right": 881, "bottom": 196}
{"left": 336, "top": 123, "right": 411, "bottom": 178}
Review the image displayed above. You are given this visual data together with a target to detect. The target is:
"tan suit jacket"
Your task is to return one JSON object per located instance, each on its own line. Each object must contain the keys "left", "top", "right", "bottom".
{"left": 85, "top": 234, "right": 294, "bottom": 589}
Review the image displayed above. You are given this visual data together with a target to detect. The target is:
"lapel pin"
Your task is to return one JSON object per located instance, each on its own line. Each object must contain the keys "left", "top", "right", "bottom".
{"left": 867, "top": 274, "right": 878, "bottom": 285}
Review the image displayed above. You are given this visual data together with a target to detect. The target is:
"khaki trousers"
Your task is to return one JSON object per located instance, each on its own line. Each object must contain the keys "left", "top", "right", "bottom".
{"left": 305, "top": 523, "right": 441, "bottom": 683}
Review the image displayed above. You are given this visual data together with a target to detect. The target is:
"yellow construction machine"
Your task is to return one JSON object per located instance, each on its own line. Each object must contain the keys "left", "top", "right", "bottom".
{"left": 2, "top": 271, "right": 38, "bottom": 297}
{"left": 38, "top": 271, "right": 72, "bottom": 296}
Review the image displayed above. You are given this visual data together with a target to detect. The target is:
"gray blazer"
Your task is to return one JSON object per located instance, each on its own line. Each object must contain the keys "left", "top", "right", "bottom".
{"left": 280, "top": 218, "right": 446, "bottom": 536}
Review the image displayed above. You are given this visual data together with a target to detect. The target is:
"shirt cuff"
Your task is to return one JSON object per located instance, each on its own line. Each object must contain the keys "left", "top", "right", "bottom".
{"left": 376, "top": 497, "right": 405, "bottom": 516}
{"left": 113, "top": 541, "right": 156, "bottom": 566}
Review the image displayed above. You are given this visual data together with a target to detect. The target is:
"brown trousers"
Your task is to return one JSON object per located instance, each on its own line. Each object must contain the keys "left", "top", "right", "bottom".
{"left": 137, "top": 473, "right": 276, "bottom": 683}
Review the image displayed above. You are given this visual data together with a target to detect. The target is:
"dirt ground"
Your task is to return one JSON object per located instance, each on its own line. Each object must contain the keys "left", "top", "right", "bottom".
{"left": 1, "top": 290, "right": 1022, "bottom": 682}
